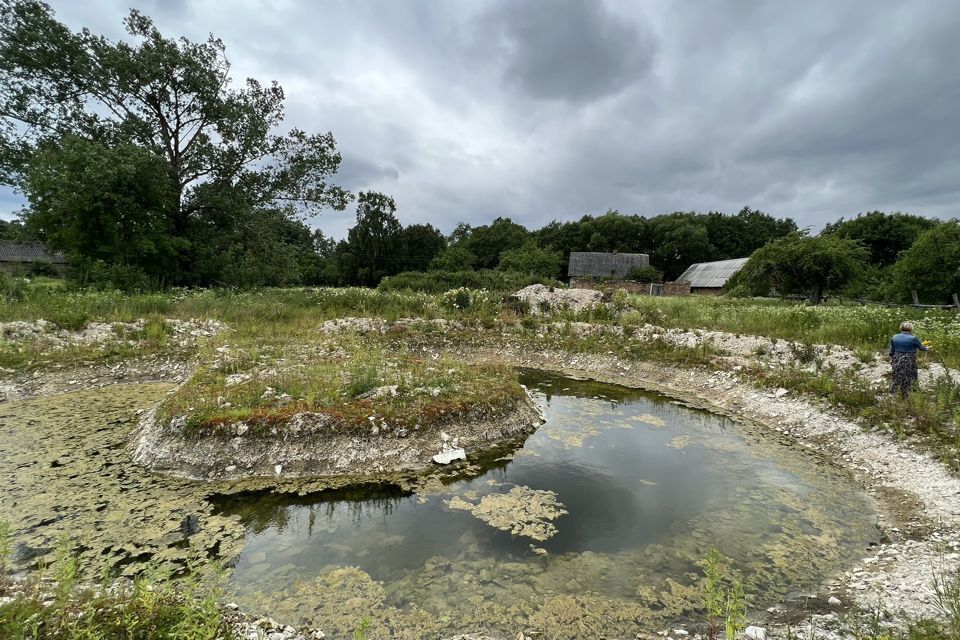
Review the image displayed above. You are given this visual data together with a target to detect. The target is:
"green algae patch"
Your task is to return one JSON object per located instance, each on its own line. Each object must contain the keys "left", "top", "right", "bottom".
{"left": 0, "top": 384, "right": 244, "bottom": 576}
{"left": 446, "top": 485, "right": 568, "bottom": 542}
{"left": 157, "top": 336, "right": 526, "bottom": 437}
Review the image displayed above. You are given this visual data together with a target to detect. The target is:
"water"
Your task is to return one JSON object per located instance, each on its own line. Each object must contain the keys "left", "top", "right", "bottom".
{"left": 219, "top": 371, "right": 879, "bottom": 638}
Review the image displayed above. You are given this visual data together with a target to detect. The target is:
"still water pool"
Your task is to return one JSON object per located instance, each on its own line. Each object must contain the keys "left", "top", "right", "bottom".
{"left": 219, "top": 371, "right": 879, "bottom": 638}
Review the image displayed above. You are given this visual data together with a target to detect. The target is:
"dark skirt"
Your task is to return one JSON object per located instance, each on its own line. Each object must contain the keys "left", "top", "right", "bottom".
{"left": 890, "top": 351, "right": 918, "bottom": 396}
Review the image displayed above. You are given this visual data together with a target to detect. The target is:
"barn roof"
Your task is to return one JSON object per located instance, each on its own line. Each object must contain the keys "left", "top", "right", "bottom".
{"left": 0, "top": 242, "right": 67, "bottom": 263}
{"left": 567, "top": 252, "right": 649, "bottom": 278}
{"left": 675, "top": 257, "right": 749, "bottom": 288}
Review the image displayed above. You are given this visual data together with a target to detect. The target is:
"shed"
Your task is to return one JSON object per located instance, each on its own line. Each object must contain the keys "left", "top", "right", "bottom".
{"left": 567, "top": 252, "right": 649, "bottom": 279}
{"left": 0, "top": 242, "right": 67, "bottom": 274}
{"left": 675, "top": 257, "right": 749, "bottom": 294}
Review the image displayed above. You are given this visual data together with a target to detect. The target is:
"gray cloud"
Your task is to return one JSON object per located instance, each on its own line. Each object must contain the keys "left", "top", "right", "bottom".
{"left": 5, "top": 0, "right": 959, "bottom": 236}
{"left": 478, "top": 0, "right": 658, "bottom": 102}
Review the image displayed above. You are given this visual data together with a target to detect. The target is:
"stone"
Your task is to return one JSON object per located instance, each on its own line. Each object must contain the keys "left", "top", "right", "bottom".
{"left": 774, "top": 387, "right": 789, "bottom": 399}
{"left": 433, "top": 448, "right": 466, "bottom": 464}
{"left": 274, "top": 464, "right": 283, "bottom": 475}
{"left": 828, "top": 595, "right": 842, "bottom": 606}
{"left": 744, "top": 627, "right": 766, "bottom": 640}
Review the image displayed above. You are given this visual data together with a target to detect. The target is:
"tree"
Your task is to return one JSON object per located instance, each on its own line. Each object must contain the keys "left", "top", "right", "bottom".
{"left": 891, "top": 221, "right": 960, "bottom": 304}
{"left": 0, "top": 217, "right": 32, "bottom": 241}
{"left": 0, "top": 1, "right": 350, "bottom": 282}
{"left": 396, "top": 223, "right": 445, "bottom": 272}
{"left": 735, "top": 231, "right": 869, "bottom": 302}
{"left": 460, "top": 217, "right": 530, "bottom": 269}
{"left": 429, "top": 246, "right": 477, "bottom": 271}
{"left": 497, "top": 240, "right": 561, "bottom": 278}
{"left": 340, "top": 192, "right": 401, "bottom": 286}
{"left": 822, "top": 211, "right": 939, "bottom": 267}
{"left": 649, "top": 214, "right": 715, "bottom": 279}
{"left": 23, "top": 135, "right": 181, "bottom": 285}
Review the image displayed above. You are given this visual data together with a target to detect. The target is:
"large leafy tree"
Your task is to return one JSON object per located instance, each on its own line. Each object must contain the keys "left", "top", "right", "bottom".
{"left": 339, "top": 192, "right": 402, "bottom": 286}
{"left": 0, "top": 0, "right": 350, "bottom": 282}
{"left": 396, "top": 223, "right": 445, "bottom": 272}
{"left": 23, "top": 135, "right": 180, "bottom": 283}
{"left": 459, "top": 217, "right": 531, "bottom": 269}
{"left": 822, "top": 211, "right": 939, "bottom": 267}
{"left": 891, "top": 221, "right": 960, "bottom": 304}
{"left": 497, "top": 240, "right": 562, "bottom": 278}
{"left": 735, "top": 231, "right": 869, "bottom": 301}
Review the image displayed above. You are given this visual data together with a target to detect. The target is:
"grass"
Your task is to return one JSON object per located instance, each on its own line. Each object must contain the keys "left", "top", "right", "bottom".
{"left": 0, "top": 525, "right": 237, "bottom": 640}
{"left": 158, "top": 334, "right": 526, "bottom": 436}
{"left": 618, "top": 294, "right": 960, "bottom": 368}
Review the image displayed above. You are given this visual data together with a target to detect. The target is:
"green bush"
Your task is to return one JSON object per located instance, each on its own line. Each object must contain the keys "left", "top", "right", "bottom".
{"left": 625, "top": 265, "right": 663, "bottom": 283}
{"left": 378, "top": 269, "right": 560, "bottom": 294}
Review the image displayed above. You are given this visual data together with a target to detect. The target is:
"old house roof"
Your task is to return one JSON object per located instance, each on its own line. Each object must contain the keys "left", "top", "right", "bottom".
{"left": 675, "top": 257, "right": 749, "bottom": 288}
{"left": 567, "top": 252, "right": 649, "bottom": 278}
{"left": 0, "top": 242, "right": 67, "bottom": 263}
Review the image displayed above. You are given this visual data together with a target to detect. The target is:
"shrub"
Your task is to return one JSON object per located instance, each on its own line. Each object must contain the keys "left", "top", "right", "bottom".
{"left": 626, "top": 265, "right": 663, "bottom": 283}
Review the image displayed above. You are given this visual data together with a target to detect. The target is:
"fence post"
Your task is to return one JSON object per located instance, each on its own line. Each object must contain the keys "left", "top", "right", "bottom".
{"left": 953, "top": 293, "right": 960, "bottom": 310}
{"left": 911, "top": 290, "right": 919, "bottom": 306}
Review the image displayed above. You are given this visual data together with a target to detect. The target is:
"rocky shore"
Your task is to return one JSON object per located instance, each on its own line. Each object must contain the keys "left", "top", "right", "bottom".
{"left": 131, "top": 383, "right": 544, "bottom": 482}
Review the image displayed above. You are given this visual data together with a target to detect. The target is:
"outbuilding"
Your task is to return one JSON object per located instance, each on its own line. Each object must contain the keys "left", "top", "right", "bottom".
{"left": 0, "top": 242, "right": 67, "bottom": 275}
{"left": 567, "top": 251, "right": 649, "bottom": 283}
{"left": 675, "top": 257, "right": 749, "bottom": 295}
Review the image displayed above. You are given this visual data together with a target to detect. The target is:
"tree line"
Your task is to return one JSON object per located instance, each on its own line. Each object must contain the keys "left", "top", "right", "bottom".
{"left": 0, "top": 1, "right": 956, "bottom": 304}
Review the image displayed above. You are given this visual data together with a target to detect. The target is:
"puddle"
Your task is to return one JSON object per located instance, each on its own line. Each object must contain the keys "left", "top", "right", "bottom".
{"left": 217, "top": 371, "right": 880, "bottom": 638}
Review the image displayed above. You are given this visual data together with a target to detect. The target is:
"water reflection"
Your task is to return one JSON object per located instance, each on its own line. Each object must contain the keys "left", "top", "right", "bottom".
{"left": 220, "top": 370, "right": 879, "bottom": 638}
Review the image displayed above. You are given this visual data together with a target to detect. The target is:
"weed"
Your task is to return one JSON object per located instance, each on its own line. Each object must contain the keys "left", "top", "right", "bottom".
{"left": 346, "top": 352, "right": 382, "bottom": 399}
{"left": 352, "top": 617, "right": 372, "bottom": 640}
{"left": 790, "top": 341, "right": 818, "bottom": 364}
{"left": 702, "top": 549, "right": 747, "bottom": 640}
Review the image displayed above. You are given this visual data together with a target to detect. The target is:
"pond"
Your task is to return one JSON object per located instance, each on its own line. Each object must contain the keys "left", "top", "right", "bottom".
{"left": 217, "top": 371, "right": 879, "bottom": 638}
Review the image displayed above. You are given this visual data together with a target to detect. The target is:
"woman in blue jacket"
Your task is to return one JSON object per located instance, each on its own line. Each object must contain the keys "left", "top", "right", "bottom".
{"left": 889, "top": 321, "right": 929, "bottom": 396}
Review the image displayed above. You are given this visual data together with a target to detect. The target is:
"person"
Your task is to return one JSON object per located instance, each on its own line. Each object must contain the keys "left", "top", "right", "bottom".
{"left": 889, "top": 321, "right": 929, "bottom": 396}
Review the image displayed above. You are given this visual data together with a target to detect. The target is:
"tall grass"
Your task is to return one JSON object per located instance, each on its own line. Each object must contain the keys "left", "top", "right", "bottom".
{"left": 0, "top": 525, "right": 236, "bottom": 640}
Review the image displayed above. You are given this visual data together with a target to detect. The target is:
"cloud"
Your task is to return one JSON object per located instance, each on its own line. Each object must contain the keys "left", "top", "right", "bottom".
{"left": 16, "top": 0, "right": 960, "bottom": 239}
{"left": 477, "top": 0, "right": 658, "bottom": 103}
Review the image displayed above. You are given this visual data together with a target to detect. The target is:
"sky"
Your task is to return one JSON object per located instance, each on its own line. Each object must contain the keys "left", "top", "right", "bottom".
{"left": 3, "top": 0, "right": 959, "bottom": 238}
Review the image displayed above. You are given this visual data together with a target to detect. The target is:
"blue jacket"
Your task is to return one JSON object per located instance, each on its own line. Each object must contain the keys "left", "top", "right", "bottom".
{"left": 889, "top": 332, "right": 927, "bottom": 357}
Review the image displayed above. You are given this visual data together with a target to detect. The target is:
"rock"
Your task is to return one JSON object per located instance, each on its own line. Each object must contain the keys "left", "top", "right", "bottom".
{"left": 363, "top": 385, "right": 398, "bottom": 399}
{"left": 774, "top": 387, "right": 789, "bottom": 399}
{"left": 828, "top": 595, "right": 842, "bottom": 606}
{"left": 236, "top": 424, "right": 249, "bottom": 436}
{"left": 672, "top": 630, "right": 689, "bottom": 637}
{"left": 274, "top": 464, "right": 282, "bottom": 475}
{"left": 433, "top": 448, "right": 466, "bottom": 464}
{"left": 225, "top": 465, "right": 237, "bottom": 473}
{"left": 744, "top": 627, "right": 766, "bottom": 640}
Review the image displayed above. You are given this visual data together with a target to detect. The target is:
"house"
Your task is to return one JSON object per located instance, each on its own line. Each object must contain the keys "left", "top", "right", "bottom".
{"left": 675, "top": 257, "right": 749, "bottom": 295}
{"left": 567, "top": 251, "right": 649, "bottom": 284}
{"left": 0, "top": 242, "right": 67, "bottom": 275}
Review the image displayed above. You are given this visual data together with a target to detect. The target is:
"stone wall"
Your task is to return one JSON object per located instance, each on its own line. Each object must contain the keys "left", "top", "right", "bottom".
{"left": 570, "top": 278, "right": 691, "bottom": 296}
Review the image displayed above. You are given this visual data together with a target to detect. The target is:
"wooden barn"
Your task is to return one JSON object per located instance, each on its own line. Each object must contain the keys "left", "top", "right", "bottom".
{"left": 0, "top": 242, "right": 67, "bottom": 275}
{"left": 567, "top": 252, "right": 649, "bottom": 282}
{"left": 675, "top": 257, "right": 748, "bottom": 295}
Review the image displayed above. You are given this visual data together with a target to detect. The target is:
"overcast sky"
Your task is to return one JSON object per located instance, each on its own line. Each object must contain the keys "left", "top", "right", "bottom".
{"left": 3, "top": 0, "right": 959, "bottom": 238}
